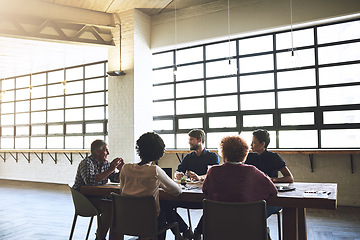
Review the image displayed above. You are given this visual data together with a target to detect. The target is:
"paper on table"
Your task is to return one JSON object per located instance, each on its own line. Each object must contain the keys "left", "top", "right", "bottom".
{"left": 303, "top": 190, "right": 330, "bottom": 198}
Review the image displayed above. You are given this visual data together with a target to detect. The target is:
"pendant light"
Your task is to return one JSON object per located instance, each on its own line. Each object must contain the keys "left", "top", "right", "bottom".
{"left": 107, "top": 24, "right": 126, "bottom": 76}
{"left": 173, "top": 0, "right": 178, "bottom": 76}
{"left": 288, "top": 0, "right": 302, "bottom": 69}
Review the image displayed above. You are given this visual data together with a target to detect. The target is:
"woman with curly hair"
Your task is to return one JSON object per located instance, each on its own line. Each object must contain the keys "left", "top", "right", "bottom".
{"left": 202, "top": 135, "right": 277, "bottom": 203}
{"left": 119, "top": 132, "right": 182, "bottom": 240}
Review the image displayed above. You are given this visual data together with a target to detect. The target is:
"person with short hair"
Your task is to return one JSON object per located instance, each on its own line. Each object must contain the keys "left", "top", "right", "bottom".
{"left": 174, "top": 129, "right": 220, "bottom": 240}
{"left": 73, "top": 139, "right": 124, "bottom": 240}
{"left": 119, "top": 132, "right": 182, "bottom": 240}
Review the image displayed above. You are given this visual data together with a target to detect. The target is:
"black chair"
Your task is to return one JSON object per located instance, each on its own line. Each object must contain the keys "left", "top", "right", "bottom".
{"left": 203, "top": 199, "right": 268, "bottom": 240}
{"left": 69, "top": 186, "right": 101, "bottom": 240}
{"left": 110, "top": 193, "right": 181, "bottom": 240}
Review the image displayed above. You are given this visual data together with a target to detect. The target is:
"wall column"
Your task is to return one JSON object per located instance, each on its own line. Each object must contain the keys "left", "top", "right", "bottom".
{"left": 108, "top": 9, "right": 152, "bottom": 162}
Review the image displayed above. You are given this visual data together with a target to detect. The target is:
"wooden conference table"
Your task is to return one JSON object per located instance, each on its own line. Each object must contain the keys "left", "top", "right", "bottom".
{"left": 81, "top": 182, "right": 337, "bottom": 240}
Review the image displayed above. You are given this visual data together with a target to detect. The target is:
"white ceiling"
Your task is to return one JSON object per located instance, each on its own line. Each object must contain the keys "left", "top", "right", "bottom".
{"left": 0, "top": 0, "right": 225, "bottom": 79}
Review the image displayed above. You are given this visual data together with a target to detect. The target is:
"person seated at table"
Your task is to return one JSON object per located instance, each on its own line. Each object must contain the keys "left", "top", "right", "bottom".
{"left": 73, "top": 139, "right": 124, "bottom": 240}
{"left": 173, "top": 129, "right": 220, "bottom": 239}
{"left": 119, "top": 132, "right": 183, "bottom": 240}
{"left": 245, "top": 129, "right": 294, "bottom": 183}
{"left": 245, "top": 129, "right": 294, "bottom": 218}
{"left": 203, "top": 135, "right": 278, "bottom": 239}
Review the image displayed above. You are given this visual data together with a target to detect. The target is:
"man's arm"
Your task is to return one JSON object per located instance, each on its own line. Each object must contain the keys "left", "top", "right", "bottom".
{"left": 270, "top": 166, "right": 294, "bottom": 183}
{"left": 95, "top": 158, "right": 123, "bottom": 183}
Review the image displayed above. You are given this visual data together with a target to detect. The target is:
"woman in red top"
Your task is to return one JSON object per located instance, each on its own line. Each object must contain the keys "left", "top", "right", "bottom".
{"left": 203, "top": 135, "right": 277, "bottom": 203}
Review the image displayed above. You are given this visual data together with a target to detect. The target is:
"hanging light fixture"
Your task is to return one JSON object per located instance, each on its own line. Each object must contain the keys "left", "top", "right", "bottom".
{"left": 173, "top": 0, "right": 178, "bottom": 76}
{"left": 107, "top": 24, "right": 126, "bottom": 76}
{"left": 288, "top": 0, "right": 302, "bottom": 69}
{"left": 226, "top": 0, "right": 237, "bottom": 75}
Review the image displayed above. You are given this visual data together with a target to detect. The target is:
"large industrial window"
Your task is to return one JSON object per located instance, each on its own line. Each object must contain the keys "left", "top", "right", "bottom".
{"left": 0, "top": 61, "right": 108, "bottom": 149}
{"left": 152, "top": 18, "right": 360, "bottom": 149}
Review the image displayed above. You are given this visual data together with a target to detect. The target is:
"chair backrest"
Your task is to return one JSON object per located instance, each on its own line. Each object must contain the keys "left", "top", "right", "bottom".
{"left": 69, "top": 186, "right": 99, "bottom": 217}
{"left": 111, "top": 193, "right": 158, "bottom": 237}
{"left": 203, "top": 199, "right": 267, "bottom": 240}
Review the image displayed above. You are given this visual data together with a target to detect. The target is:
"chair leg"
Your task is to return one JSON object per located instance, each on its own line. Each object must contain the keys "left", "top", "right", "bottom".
{"left": 96, "top": 214, "right": 102, "bottom": 240}
{"left": 85, "top": 216, "right": 94, "bottom": 240}
{"left": 277, "top": 211, "right": 282, "bottom": 240}
{"left": 187, "top": 208, "right": 192, "bottom": 230}
{"left": 69, "top": 214, "right": 78, "bottom": 240}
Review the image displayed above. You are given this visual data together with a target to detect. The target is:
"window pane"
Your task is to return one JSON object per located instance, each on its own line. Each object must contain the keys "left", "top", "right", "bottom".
{"left": 317, "top": 20, "right": 360, "bottom": 44}
{"left": 176, "top": 64, "right": 203, "bottom": 81}
{"left": 206, "top": 59, "right": 237, "bottom": 77}
{"left": 206, "top": 41, "right": 236, "bottom": 60}
{"left": 1, "top": 102, "right": 14, "bottom": 114}
{"left": 31, "top": 112, "right": 46, "bottom": 124}
{"left": 207, "top": 132, "right": 238, "bottom": 149}
{"left": 85, "top": 63, "right": 104, "bottom": 78}
{"left": 66, "top": 67, "right": 83, "bottom": 81}
{"left": 176, "top": 98, "right": 204, "bottom": 115}
{"left": 85, "top": 78, "right": 104, "bottom": 92}
{"left": 318, "top": 42, "right": 360, "bottom": 65}
{"left": 32, "top": 73, "right": 46, "bottom": 86}
{"left": 153, "top": 101, "right": 174, "bottom": 116}
{"left": 15, "top": 113, "right": 29, "bottom": 124}
{"left": 176, "top": 81, "right": 203, "bottom": 98}
{"left": 86, "top": 123, "right": 103, "bottom": 133}
{"left": 47, "top": 136, "right": 63, "bottom": 148}
{"left": 153, "top": 85, "right": 174, "bottom": 100}
{"left": 176, "top": 133, "right": 188, "bottom": 149}
{"left": 177, "top": 47, "right": 203, "bottom": 64}
{"left": 32, "top": 125, "right": 46, "bottom": 135}
{"left": 243, "top": 114, "right": 273, "bottom": 127}
{"left": 2, "top": 78, "right": 14, "bottom": 90}
{"left": 16, "top": 101, "right": 30, "bottom": 113}
{"left": 31, "top": 99, "right": 46, "bottom": 111}
{"left": 48, "top": 125, "right": 63, "bottom": 134}
{"left": 159, "top": 134, "right": 174, "bottom": 148}
{"left": 48, "top": 70, "right": 64, "bottom": 84}
{"left": 48, "top": 96, "right": 64, "bottom": 109}
{"left": 320, "top": 85, "right": 360, "bottom": 106}
{"left": 323, "top": 110, "right": 360, "bottom": 124}
{"left": 2, "top": 127, "right": 14, "bottom": 136}
{"left": 15, "top": 137, "right": 29, "bottom": 148}
{"left": 240, "top": 93, "right": 275, "bottom": 110}
{"left": 1, "top": 90, "right": 14, "bottom": 102}
{"left": 207, "top": 95, "right": 238, "bottom": 113}
{"left": 319, "top": 64, "right": 360, "bottom": 86}
{"left": 67, "top": 124, "right": 83, "bottom": 134}
{"left": 153, "top": 120, "right": 173, "bottom": 131}
{"left": 276, "top": 28, "right": 314, "bottom": 50}
{"left": 281, "top": 112, "right": 314, "bottom": 126}
{"left": 30, "top": 137, "right": 46, "bottom": 148}
{"left": 31, "top": 85, "right": 46, "bottom": 98}
{"left": 152, "top": 68, "right": 174, "bottom": 84}
{"left": 16, "top": 88, "right": 30, "bottom": 101}
{"left": 65, "top": 136, "right": 83, "bottom": 148}
{"left": 66, "top": 81, "right": 83, "bottom": 94}
{"left": 48, "top": 83, "right": 65, "bottom": 96}
{"left": 206, "top": 77, "right": 237, "bottom": 95}
{"left": 16, "top": 76, "right": 30, "bottom": 88}
{"left": 84, "top": 135, "right": 104, "bottom": 149}
{"left": 85, "top": 107, "right": 104, "bottom": 120}
{"left": 240, "top": 73, "right": 274, "bottom": 92}
{"left": 152, "top": 52, "right": 173, "bottom": 68}
{"left": 209, "top": 116, "right": 236, "bottom": 128}
{"left": 178, "top": 118, "right": 203, "bottom": 129}
{"left": 278, "top": 69, "right": 316, "bottom": 89}
{"left": 1, "top": 137, "right": 14, "bottom": 148}
{"left": 276, "top": 48, "right": 315, "bottom": 69}
{"left": 279, "top": 130, "right": 318, "bottom": 148}
{"left": 240, "top": 54, "right": 273, "bottom": 73}
{"left": 66, "top": 95, "right": 83, "bottom": 108}
{"left": 321, "top": 129, "right": 360, "bottom": 148}
{"left": 278, "top": 89, "right": 316, "bottom": 108}
{"left": 65, "top": 108, "right": 83, "bottom": 121}
{"left": 239, "top": 35, "right": 273, "bottom": 55}
{"left": 16, "top": 126, "right": 29, "bottom": 135}
{"left": 1, "top": 114, "right": 14, "bottom": 125}
{"left": 48, "top": 110, "right": 64, "bottom": 123}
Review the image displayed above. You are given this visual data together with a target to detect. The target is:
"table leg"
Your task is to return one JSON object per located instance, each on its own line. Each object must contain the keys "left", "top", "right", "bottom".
{"left": 298, "top": 208, "right": 307, "bottom": 240}
{"left": 282, "top": 207, "right": 298, "bottom": 240}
